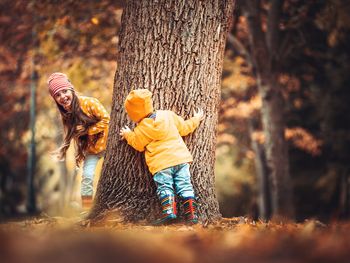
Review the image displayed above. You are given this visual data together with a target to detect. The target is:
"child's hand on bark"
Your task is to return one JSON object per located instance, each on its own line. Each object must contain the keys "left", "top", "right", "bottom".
{"left": 120, "top": 125, "right": 131, "bottom": 139}
{"left": 193, "top": 108, "right": 204, "bottom": 121}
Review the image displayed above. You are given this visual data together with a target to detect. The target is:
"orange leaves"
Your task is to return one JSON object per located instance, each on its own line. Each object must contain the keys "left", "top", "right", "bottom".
{"left": 315, "top": 0, "right": 350, "bottom": 47}
{"left": 2, "top": 217, "right": 350, "bottom": 263}
{"left": 279, "top": 74, "right": 301, "bottom": 92}
{"left": 91, "top": 17, "right": 99, "bottom": 25}
{"left": 285, "top": 127, "right": 323, "bottom": 156}
{"left": 222, "top": 56, "right": 256, "bottom": 95}
{"left": 250, "top": 127, "right": 323, "bottom": 155}
{"left": 221, "top": 95, "right": 262, "bottom": 120}
{"left": 57, "top": 16, "right": 70, "bottom": 26}
{"left": 217, "top": 133, "right": 237, "bottom": 145}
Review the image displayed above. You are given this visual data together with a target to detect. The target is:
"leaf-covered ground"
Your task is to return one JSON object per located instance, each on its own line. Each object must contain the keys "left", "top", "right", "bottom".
{"left": 1, "top": 216, "right": 350, "bottom": 263}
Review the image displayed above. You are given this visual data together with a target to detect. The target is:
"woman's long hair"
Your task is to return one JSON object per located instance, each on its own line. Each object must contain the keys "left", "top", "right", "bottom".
{"left": 55, "top": 92, "right": 100, "bottom": 165}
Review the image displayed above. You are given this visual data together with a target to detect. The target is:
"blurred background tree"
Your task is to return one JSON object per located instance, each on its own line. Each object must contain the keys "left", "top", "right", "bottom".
{"left": 216, "top": 0, "right": 350, "bottom": 221}
{"left": 1, "top": 0, "right": 350, "bottom": 223}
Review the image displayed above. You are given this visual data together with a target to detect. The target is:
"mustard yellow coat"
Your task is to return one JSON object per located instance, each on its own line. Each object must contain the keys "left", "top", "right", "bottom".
{"left": 79, "top": 96, "right": 110, "bottom": 154}
{"left": 124, "top": 110, "right": 200, "bottom": 175}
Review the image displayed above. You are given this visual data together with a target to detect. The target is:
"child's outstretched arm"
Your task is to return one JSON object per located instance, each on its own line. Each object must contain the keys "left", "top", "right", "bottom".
{"left": 173, "top": 108, "right": 204, "bottom": 136}
{"left": 120, "top": 125, "right": 151, "bottom": 152}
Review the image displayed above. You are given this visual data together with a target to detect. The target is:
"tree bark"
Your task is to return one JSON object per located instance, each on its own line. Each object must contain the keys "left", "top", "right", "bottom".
{"left": 242, "top": 0, "right": 295, "bottom": 219}
{"left": 27, "top": 69, "right": 38, "bottom": 214}
{"left": 91, "top": 0, "right": 234, "bottom": 223}
{"left": 249, "top": 118, "right": 271, "bottom": 220}
{"left": 339, "top": 169, "right": 350, "bottom": 218}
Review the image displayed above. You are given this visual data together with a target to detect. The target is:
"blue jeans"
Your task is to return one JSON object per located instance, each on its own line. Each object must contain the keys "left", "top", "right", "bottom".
{"left": 81, "top": 154, "right": 101, "bottom": 196}
{"left": 153, "top": 163, "right": 195, "bottom": 198}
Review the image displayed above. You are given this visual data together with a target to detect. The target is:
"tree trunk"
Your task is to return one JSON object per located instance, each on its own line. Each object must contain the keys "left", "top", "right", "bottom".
{"left": 54, "top": 120, "right": 69, "bottom": 212}
{"left": 259, "top": 75, "right": 294, "bottom": 219}
{"left": 242, "top": 0, "right": 295, "bottom": 219}
{"left": 249, "top": 118, "right": 271, "bottom": 220}
{"left": 26, "top": 69, "right": 38, "bottom": 214}
{"left": 91, "top": 0, "right": 234, "bottom": 223}
{"left": 339, "top": 169, "right": 350, "bottom": 218}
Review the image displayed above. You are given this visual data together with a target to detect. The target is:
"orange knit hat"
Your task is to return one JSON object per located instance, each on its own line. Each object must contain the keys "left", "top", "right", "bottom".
{"left": 124, "top": 89, "right": 154, "bottom": 122}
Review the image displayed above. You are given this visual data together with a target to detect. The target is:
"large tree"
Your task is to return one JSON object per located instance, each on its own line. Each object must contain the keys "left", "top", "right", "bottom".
{"left": 90, "top": 0, "right": 234, "bottom": 223}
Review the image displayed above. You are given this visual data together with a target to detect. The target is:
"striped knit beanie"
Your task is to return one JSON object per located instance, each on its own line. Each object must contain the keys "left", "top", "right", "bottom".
{"left": 47, "top": 72, "right": 74, "bottom": 97}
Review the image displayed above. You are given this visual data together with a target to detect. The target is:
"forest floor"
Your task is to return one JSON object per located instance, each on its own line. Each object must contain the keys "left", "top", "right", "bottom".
{"left": 1, "top": 215, "right": 350, "bottom": 263}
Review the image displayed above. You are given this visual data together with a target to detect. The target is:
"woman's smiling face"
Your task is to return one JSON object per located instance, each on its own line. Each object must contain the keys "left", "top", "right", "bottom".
{"left": 54, "top": 89, "right": 74, "bottom": 110}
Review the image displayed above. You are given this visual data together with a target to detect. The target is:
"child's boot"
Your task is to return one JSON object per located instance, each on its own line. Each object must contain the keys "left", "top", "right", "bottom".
{"left": 182, "top": 197, "right": 198, "bottom": 224}
{"left": 153, "top": 195, "right": 177, "bottom": 225}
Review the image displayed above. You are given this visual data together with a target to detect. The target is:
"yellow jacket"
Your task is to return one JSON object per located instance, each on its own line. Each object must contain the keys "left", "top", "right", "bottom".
{"left": 124, "top": 110, "right": 200, "bottom": 175}
{"left": 79, "top": 96, "right": 110, "bottom": 154}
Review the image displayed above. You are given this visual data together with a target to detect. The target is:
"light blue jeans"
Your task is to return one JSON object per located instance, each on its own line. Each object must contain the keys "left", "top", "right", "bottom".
{"left": 81, "top": 154, "right": 101, "bottom": 197}
{"left": 153, "top": 163, "right": 195, "bottom": 198}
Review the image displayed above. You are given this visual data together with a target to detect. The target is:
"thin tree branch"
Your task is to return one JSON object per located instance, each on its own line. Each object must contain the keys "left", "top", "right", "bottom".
{"left": 241, "top": 0, "right": 270, "bottom": 75}
{"left": 267, "top": 0, "right": 283, "bottom": 65}
{"left": 227, "top": 33, "right": 254, "bottom": 69}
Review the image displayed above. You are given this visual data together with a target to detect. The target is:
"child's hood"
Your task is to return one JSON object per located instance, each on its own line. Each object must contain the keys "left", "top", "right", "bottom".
{"left": 124, "top": 89, "right": 154, "bottom": 123}
{"left": 139, "top": 110, "right": 170, "bottom": 140}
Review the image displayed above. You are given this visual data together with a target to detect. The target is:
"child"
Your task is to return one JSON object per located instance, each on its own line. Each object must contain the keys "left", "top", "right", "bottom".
{"left": 119, "top": 89, "right": 204, "bottom": 224}
{"left": 48, "top": 72, "right": 110, "bottom": 210}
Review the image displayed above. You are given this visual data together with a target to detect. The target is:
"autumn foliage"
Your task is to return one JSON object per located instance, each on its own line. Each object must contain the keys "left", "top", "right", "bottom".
{"left": 1, "top": 217, "right": 350, "bottom": 263}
